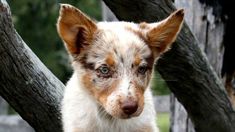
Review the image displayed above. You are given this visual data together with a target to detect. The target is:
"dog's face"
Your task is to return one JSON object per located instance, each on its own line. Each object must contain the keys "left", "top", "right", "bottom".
{"left": 57, "top": 4, "right": 184, "bottom": 119}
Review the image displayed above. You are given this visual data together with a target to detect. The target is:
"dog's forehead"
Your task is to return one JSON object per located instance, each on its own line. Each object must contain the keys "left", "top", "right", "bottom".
{"left": 97, "top": 22, "right": 144, "bottom": 47}
{"left": 84, "top": 21, "right": 153, "bottom": 69}
{"left": 93, "top": 22, "right": 150, "bottom": 60}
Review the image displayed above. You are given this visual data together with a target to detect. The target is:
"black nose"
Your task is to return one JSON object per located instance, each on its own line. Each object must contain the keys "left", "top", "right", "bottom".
{"left": 121, "top": 100, "right": 138, "bottom": 115}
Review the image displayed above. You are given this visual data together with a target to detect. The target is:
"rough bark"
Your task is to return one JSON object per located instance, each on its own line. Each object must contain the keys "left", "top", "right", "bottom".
{"left": 0, "top": 0, "right": 64, "bottom": 132}
{"left": 103, "top": 0, "right": 235, "bottom": 132}
{"left": 170, "top": 0, "right": 225, "bottom": 131}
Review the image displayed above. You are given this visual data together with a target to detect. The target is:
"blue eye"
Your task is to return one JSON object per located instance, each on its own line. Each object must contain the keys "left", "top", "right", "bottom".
{"left": 97, "top": 65, "right": 111, "bottom": 78}
{"left": 99, "top": 66, "right": 110, "bottom": 74}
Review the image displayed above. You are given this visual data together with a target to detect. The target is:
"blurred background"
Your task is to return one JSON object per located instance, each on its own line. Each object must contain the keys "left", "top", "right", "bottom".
{"left": 1, "top": 0, "right": 234, "bottom": 132}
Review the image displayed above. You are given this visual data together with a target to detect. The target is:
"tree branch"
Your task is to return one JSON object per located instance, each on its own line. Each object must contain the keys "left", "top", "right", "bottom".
{"left": 103, "top": 0, "right": 235, "bottom": 132}
{"left": 0, "top": 0, "right": 64, "bottom": 131}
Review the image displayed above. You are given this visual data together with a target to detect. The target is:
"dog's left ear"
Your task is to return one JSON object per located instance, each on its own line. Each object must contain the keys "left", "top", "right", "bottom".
{"left": 57, "top": 4, "right": 97, "bottom": 56}
{"left": 145, "top": 9, "right": 184, "bottom": 55}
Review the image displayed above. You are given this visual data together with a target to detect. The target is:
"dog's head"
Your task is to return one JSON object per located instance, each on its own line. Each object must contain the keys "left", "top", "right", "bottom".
{"left": 57, "top": 4, "right": 184, "bottom": 119}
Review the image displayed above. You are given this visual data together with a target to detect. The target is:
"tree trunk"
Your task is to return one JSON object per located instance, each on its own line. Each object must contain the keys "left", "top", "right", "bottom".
{"left": 0, "top": 1, "right": 64, "bottom": 131}
{"left": 170, "top": 94, "right": 194, "bottom": 132}
{"left": 103, "top": 0, "right": 235, "bottom": 132}
{"left": 170, "top": 0, "right": 225, "bottom": 131}
{"left": 101, "top": 1, "right": 118, "bottom": 21}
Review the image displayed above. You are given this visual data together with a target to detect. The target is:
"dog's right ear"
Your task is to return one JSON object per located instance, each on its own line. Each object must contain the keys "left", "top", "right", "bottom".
{"left": 57, "top": 4, "right": 97, "bottom": 55}
{"left": 144, "top": 9, "right": 184, "bottom": 56}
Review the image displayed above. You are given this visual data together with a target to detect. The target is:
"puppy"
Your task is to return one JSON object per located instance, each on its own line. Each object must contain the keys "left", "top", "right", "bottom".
{"left": 57, "top": 4, "right": 184, "bottom": 132}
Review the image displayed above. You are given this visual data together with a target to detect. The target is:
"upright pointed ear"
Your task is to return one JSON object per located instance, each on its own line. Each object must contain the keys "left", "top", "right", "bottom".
{"left": 57, "top": 4, "right": 97, "bottom": 55}
{"left": 146, "top": 9, "right": 184, "bottom": 54}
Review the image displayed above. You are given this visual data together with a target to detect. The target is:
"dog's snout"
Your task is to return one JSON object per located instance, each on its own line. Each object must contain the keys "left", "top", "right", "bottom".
{"left": 121, "top": 100, "right": 138, "bottom": 115}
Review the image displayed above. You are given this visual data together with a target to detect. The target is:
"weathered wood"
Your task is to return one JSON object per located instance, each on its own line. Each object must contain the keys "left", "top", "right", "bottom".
{"left": 170, "top": 0, "right": 225, "bottom": 131}
{"left": 103, "top": 0, "right": 235, "bottom": 131}
{"left": 175, "top": 0, "right": 224, "bottom": 74}
{"left": 0, "top": 0, "right": 64, "bottom": 131}
{"left": 170, "top": 94, "right": 194, "bottom": 132}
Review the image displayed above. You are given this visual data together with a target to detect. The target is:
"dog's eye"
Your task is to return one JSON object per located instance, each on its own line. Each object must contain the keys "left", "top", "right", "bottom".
{"left": 100, "top": 66, "right": 109, "bottom": 74}
{"left": 138, "top": 66, "right": 148, "bottom": 75}
{"left": 97, "top": 65, "right": 111, "bottom": 78}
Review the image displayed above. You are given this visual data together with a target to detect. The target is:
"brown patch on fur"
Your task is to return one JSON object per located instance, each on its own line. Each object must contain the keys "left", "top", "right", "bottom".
{"left": 105, "top": 53, "right": 115, "bottom": 67}
{"left": 57, "top": 4, "right": 97, "bottom": 55}
{"left": 98, "top": 80, "right": 120, "bottom": 105}
{"left": 125, "top": 26, "right": 161, "bottom": 60}
{"left": 75, "top": 53, "right": 95, "bottom": 70}
{"left": 139, "top": 22, "right": 150, "bottom": 30}
{"left": 82, "top": 73, "right": 96, "bottom": 95}
{"left": 145, "top": 54, "right": 155, "bottom": 70}
{"left": 82, "top": 73, "right": 120, "bottom": 107}
{"left": 132, "top": 81, "right": 145, "bottom": 113}
{"left": 125, "top": 9, "right": 184, "bottom": 56}
{"left": 147, "top": 9, "right": 184, "bottom": 53}
{"left": 134, "top": 54, "right": 141, "bottom": 66}
{"left": 136, "top": 90, "right": 144, "bottom": 111}
{"left": 125, "top": 26, "right": 146, "bottom": 43}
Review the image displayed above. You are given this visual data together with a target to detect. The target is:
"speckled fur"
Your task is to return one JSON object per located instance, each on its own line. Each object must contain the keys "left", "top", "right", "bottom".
{"left": 57, "top": 4, "right": 184, "bottom": 132}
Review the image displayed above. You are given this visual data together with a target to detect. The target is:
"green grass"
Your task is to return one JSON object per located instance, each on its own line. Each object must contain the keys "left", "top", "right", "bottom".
{"left": 157, "top": 113, "right": 170, "bottom": 132}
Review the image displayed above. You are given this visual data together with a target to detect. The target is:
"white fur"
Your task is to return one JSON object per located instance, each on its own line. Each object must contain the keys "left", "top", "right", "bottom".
{"left": 118, "top": 74, "right": 130, "bottom": 96}
{"left": 62, "top": 21, "right": 159, "bottom": 132}
{"left": 62, "top": 72, "right": 159, "bottom": 132}
{"left": 59, "top": 5, "right": 184, "bottom": 132}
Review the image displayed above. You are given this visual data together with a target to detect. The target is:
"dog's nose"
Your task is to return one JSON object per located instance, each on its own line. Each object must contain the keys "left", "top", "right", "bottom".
{"left": 121, "top": 100, "right": 138, "bottom": 115}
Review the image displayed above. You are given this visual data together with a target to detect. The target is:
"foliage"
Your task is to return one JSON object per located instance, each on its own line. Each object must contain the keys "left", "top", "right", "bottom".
{"left": 8, "top": 0, "right": 101, "bottom": 83}
{"left": 152, "top": 71, "right": 170, "bottom": 95}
